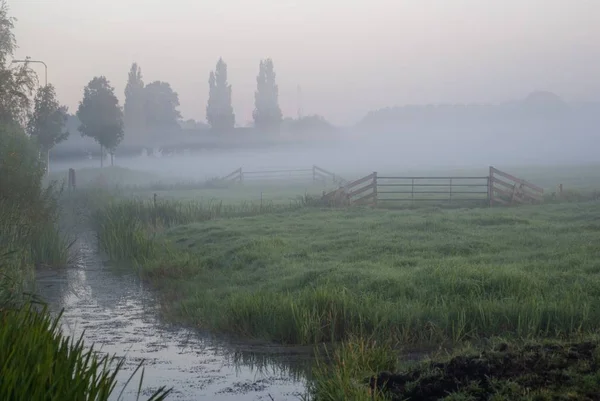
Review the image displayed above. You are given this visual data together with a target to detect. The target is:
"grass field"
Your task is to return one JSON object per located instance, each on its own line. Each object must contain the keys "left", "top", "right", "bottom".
{"left": 96, "top": 200, "right": 600, "bottom": 344}
{"left": 77, "top": 163, "right": 600, "bottom": 399}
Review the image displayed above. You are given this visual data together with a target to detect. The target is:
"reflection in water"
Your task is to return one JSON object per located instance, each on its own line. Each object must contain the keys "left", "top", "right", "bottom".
{"left": 35, "top": 230, "right": 308, "bottom": 400}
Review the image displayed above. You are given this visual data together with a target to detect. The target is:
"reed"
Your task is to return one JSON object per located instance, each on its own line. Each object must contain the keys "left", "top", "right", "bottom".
{"left": 0, "top": 302, "right": 172, "bottom": 401}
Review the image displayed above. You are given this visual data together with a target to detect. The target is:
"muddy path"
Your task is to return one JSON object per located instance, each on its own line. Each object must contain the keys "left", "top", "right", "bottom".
{"left": 34, "top": 228, "right": 310, "bottom": 400}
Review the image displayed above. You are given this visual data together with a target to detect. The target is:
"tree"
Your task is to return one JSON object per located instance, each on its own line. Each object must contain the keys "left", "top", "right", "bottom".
{"left": 253, "top": 58, "right": 282, "bottom": 133}
{"left": 27, "top": 84, "right": 69, "bottom": 175}
{"left": 0, "top": 0, "right": 36, "bottom": 126}
{"left": 143, "top": 81, "right": 181, "bottom": 130}
{"left": 206, "top": 58, "right": 235, "bottom": 133}
{"left": 76, "top": 76, "right": 124, "bottom": 167}
{"left": 123, "top": 62, "right": 145, "bottom": 138}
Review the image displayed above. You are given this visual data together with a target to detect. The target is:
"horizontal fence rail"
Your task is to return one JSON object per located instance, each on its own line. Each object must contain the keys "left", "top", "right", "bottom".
{"left": 243, "top": 169, "right": 314, "bottom": 181}
{"left": 313, "top": 165, "right": 348, "bottom": 186}
{"left": 489, "top": 166, "right": 544, "bottom": 206}
{"left": 321, "top": 166, "right": 544, "bottom": 208}
{"left": 377, "top": 176, "right": 489, "bottom": 205}
{"left": 220, "top": 165, "right": 345, "bottom": 186}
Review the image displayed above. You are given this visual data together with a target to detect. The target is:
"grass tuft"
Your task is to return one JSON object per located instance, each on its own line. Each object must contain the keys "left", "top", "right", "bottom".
{"left": 0, "top": 302, "right": 172, "bottom": 401}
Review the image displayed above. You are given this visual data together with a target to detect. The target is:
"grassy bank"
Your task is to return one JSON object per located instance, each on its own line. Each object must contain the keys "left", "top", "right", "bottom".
{"left": 0, "top": 124, "right": 172, "bottom": 400}
{"left": 95, "top": 198, "right": 600, "bottom": 347}
{"left": 0, "top": 123, "right": 71, "bottom": 304}
{"left": 0, "top": 302, "right": 171, "bottom": 401}
{"left": 82, "top": 162, "right": 600, "bottom": 399}
{"left": 309, "top": 335, "right": 600, "bottom": 400}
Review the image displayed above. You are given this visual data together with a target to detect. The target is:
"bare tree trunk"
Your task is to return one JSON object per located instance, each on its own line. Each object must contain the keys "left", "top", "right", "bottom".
{"left": 110, "top": 152, "right": 114, "bottom": 166}
{"left": 100, "top": 144, "right": 103, "bottom": 168}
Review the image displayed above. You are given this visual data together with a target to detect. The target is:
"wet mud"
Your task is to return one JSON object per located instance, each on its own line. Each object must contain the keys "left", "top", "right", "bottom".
{"left": 369, "top": 341, "right": 600, "bottom": 400}
{"left": 35, "top": 230, "right": 309, "bottom": 400}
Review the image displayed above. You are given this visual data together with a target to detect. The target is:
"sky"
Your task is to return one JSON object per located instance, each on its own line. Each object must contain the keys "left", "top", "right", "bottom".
{"left": 11, "top": 0, "right": 600, "bottom": 126}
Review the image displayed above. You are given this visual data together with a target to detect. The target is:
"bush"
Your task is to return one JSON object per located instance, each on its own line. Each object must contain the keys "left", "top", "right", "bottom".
{"left": 0, "top": 123, "right": 67, "bottom": 273}
{"left": 0, "top": 123, "right": 57, "bottom": 220}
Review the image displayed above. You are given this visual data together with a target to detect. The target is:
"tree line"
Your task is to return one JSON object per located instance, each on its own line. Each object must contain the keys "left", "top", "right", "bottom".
{"left": 123, "top": 57, "right": 282, "bottom": 134}
{"left": 72, "top": 57, "right": 284, "bottom": 165}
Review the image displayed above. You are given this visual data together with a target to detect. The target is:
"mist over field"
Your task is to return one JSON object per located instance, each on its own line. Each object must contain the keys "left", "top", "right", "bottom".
{"left": 51, "top": 96, "right": 600, "bottom": 181}
{"left": 5, "top": 0, "right": 600, "bottom": 400}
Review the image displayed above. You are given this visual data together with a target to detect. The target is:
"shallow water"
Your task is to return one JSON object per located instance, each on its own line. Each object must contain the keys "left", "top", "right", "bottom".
{"left": 34, "top": 230, "right": 309, "bottom": 401}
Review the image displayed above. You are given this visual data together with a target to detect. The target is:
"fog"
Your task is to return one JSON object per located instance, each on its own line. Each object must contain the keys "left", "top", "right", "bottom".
{"left": 14, "top": 0, "right": 598, "bottom": 180}
{"left": 52, "top": 118, "right": 599, "bottom": 183}
{"left": 13, "top": 0, "right": 600, "bottom": 125}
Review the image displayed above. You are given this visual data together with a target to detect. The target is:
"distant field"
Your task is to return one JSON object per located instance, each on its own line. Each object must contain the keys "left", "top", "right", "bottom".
{"left": 375, "top": 163, "right": 600, "bottom": 193}
{"left": 50, "top": 163, "right": 600, "bottom": 206}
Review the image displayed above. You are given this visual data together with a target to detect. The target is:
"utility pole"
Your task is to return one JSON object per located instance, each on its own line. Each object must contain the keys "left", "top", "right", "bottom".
{"left": 12, "top": 56, "right": 48, "bottom": 86}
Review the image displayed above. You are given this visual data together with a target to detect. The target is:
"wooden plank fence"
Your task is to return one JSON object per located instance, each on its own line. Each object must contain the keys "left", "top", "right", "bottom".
{"left": 377, "top": 175, "right": 489, "bottom": 205}
{"left": 222, "top": 167, "right": 242, "bottom": 183}
{"left": 488, "top": 166, "right": 544, "bottom": 206}
{"left": 322, "top": 172, "right": 377, "bottom": 206}
{"left": 313, "top": 165, "right": 348, "bottom": 186}
{"left": 221, "top": 165, "right": 346, "bottom": 186}
{"left": 322, "top": 166, "right": 544, "bottom": 208}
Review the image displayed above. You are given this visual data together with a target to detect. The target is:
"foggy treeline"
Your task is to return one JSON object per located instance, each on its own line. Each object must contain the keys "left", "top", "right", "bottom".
{"left": 54, "top": 87, "right": 600, "bottom": 169}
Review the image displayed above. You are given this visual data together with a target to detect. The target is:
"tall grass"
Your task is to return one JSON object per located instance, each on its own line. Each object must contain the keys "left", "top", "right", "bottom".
{"left": 92, "top": 202, "right": 600, "bottom": 349}
{"left": 306, "top": 336, "right": 397, "bottom": 401}
{"left": 93, "top": 197, "right": 307, "bottom": 263}
{"left": 1, "top": 124, "right": 170, "bottom": 400}
{"left": 30, "top": 223, "right": 75, "bottom": 268}
{"left": 189, "top": 280, "right": 600, "bottom": 346}
{"left": 0, "top": 301, "right": 172, "bottom": 401}
{"left": 0, "top": 197, "right": 71, "bottom": 271}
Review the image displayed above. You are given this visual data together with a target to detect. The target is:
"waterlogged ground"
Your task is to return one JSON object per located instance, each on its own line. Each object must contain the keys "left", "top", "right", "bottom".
{"left": 34, "top": 230, "right": 309, "bottom": 401}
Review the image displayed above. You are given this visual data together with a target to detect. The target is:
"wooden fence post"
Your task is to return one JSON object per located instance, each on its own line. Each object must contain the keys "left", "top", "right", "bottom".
{"left": 488, "top": 166, "right": 494, "bottom": 207}
{"left": 449, "top": 178, "right": 453, "bottom": 204}
{"left": 373, "top": 172, "right": 378, "bottom": 207}
{"left": 68, "top": 168, "right": 76, "bottom": 191}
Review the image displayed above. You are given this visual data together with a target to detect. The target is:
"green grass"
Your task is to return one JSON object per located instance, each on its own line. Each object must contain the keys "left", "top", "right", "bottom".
{"left": 94, "top": 198, "right": 600, "bottom": 347}
{"left": 82, "top": 164, "right": 600, "bottom": 399}
{"left": 0, "top": 302, "right": 172, "bottom": 401}
{"left": 92, "top": 197, "right": 312, "bottom": 263}
{"left": 131, "top": 183, "right": 335, "bottom": 205}
{"left": 308, "top": 335, "right": 398, "bottom": 401}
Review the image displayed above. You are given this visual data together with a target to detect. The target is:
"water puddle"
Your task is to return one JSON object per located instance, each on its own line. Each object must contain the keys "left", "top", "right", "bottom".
{"left": 34, "top": 230, "right": 309, "bottom": 400}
